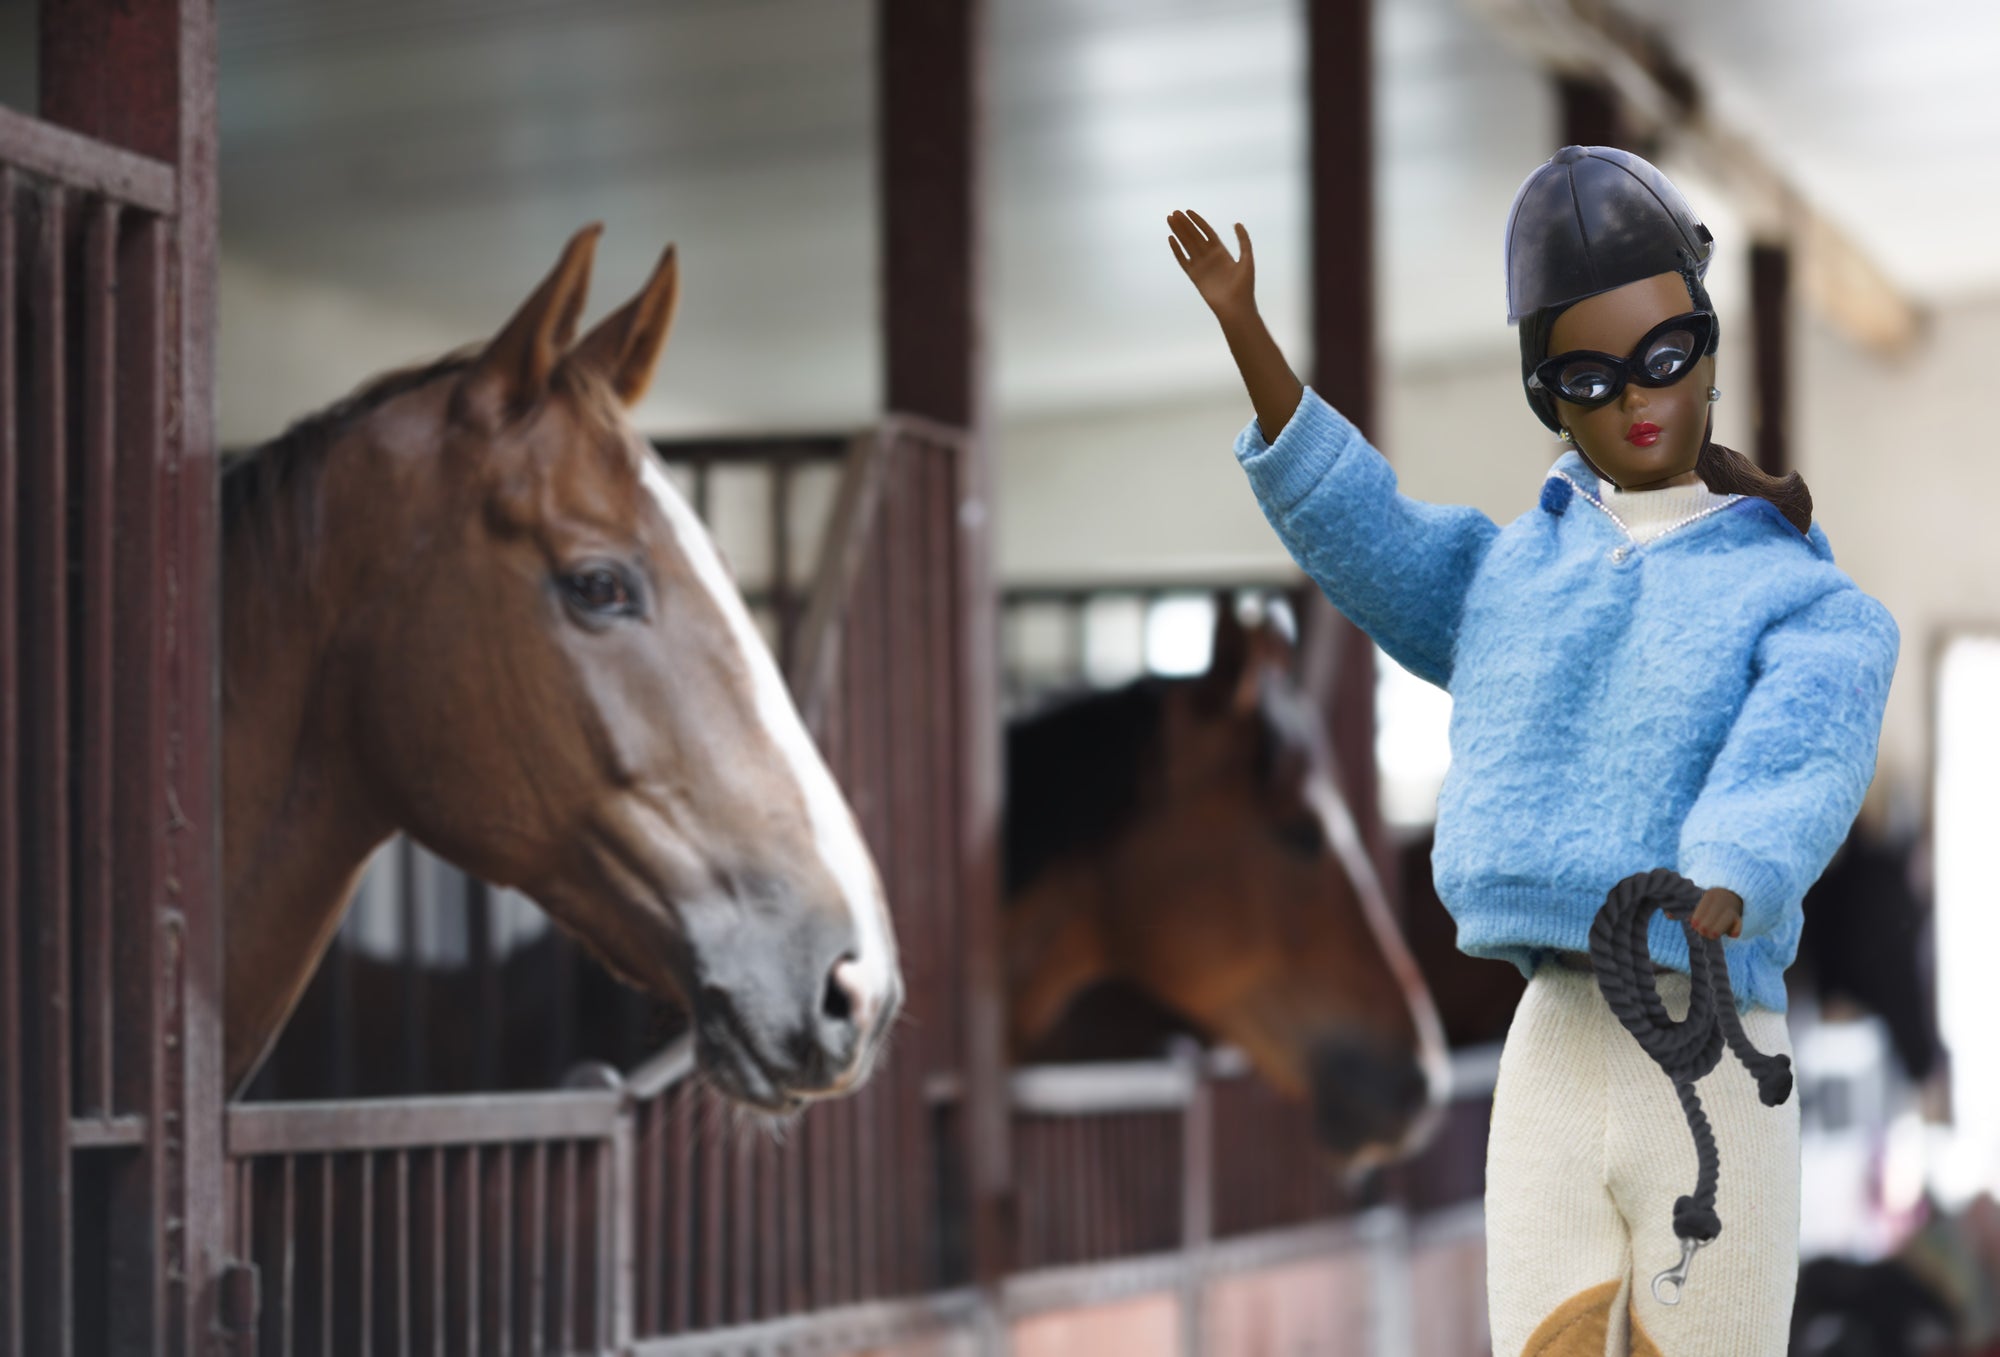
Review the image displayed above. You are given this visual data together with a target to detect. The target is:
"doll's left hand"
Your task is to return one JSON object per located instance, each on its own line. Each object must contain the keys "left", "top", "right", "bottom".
{"left": 1689, "top": 887, "right": 1743, "bottom": 941}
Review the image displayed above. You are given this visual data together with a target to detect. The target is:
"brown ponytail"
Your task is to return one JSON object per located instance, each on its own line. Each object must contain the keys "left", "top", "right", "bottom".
{"left": 1694, "top": 415, "right": 1812, "bottom": 535}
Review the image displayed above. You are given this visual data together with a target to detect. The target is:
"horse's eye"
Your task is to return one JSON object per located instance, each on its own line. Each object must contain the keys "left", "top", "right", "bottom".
{"left": 562, "top": 566, "right": 635, "bottom": 618}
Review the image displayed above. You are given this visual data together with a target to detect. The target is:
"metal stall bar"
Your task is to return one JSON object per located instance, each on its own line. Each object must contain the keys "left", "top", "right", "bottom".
{"left": 0, "top": 107, "right": 177, "bottom": 215}
{"left": 108, "top": 208, "right": 172, "bottom": 1352}
{"left": 0, "top": 162, "right": 20, "bottom": 1357}
{"left": 75, "top": 197, "right": 119, "bottom": 1122}
{"left": 884, "top": 425, "right": 927, "bottom": 1298}
{"left": 227, "top": 1091, "right": 623, "bottom": 1353}
{"left": 18, "top": 173, "right": 74, "bottom": 1357}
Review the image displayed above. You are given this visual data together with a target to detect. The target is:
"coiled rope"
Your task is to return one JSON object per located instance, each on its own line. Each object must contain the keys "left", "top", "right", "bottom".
{"left": 1587, "top": 867, "right": 1795, "bottom": 1303}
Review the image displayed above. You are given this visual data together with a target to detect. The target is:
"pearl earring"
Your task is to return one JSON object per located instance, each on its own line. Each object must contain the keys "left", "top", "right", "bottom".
{"left": 1707, "top": 386, "right": 1721, "bottom": 403}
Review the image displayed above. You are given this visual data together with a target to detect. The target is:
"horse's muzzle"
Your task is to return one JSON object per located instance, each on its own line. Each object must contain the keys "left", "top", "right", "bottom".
{"left": 687, "top": 905, "right": 902, "bottom": 1108}
{"left": 1309, "top": 1035, "right": 1433, "bottom": 1158}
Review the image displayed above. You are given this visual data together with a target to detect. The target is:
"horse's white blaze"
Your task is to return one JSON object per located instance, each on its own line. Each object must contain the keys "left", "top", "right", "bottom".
{"left": 638, "top": 455, "right": 899, "bottom": 1016}
{"left": 1304, "top": 769, "right": 1452, "bottom": 1117}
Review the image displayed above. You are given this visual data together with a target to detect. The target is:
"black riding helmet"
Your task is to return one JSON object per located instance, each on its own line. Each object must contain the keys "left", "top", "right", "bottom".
{"left": 1506, "top": 146, "right": 1719, "bottom": 433}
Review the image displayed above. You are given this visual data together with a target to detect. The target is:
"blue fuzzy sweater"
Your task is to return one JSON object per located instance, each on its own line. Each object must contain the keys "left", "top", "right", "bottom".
{"left": 1235, "top": 389, "right": 1899, "bottom": 1013}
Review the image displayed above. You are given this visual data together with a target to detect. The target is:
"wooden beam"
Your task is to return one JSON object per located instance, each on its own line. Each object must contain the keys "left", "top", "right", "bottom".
{"left": 1310, "top": 0, "right": 1375, "bottom": 437}
{"left": 877, "top": 0, "right": 1013, "bottom": 1298}
{"left": 1307, "top": 0, "right": 1396, "bottom": 906}
{"left": 1750, "top": 241, "right": 1791, "bottom": 479}
{"left": 1557, "top": 72, "right": 1646, "bottom": 155}
{"left": 880, "top": 0, "right": 983, "bottom": 429}
{"left": 1795, "top": 208, "right": 1922, "bottom": 353}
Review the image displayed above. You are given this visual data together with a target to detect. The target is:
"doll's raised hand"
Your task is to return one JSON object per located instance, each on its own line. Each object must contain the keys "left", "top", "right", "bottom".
{"left": 1690, "top": 886, "right": 1743, "bottom": 941}
{"left": 1168, "top": 209, "right": 1255, "bottom": 318}
{"left": 1168, "top": 209, "right": 1303, "bottom": 440}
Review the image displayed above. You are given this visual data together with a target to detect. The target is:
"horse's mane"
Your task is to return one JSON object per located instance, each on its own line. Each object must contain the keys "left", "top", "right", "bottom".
{"left": 220, "top": 350, "right": 479, "bottom": 574}
{"left": 220, "top": 348, "right": 631, "bottom": 582}
{"left": 1004, "top": 678, "right": 1169, "bottom": 896}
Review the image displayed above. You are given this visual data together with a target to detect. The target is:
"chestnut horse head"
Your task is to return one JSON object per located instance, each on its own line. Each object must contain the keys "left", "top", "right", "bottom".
{"left": 1005, "top": 598, "right": 1448, "bottom": 1166}
{"left": 221, "top": 227, "right": 900, "bottom": 1107}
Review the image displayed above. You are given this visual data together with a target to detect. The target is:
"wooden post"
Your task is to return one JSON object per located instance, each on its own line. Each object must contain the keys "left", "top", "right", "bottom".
{"left": 1307, "top": 0, "right": 1396, "bottom": 905}
{"left": 1558, "top": 73, "right": 1630, "bottom": 153}
{"left": 37, "top": 2, "right": 224, "bottom": 1353}
{"left": 881, "top": 0, "right": 983, "bottom": 430}
{"left": 877, "top": 0, "right": 1011, "bottom": 1300}
{"left": 1750, "top": 241, "right": 1792, "bottom": 478}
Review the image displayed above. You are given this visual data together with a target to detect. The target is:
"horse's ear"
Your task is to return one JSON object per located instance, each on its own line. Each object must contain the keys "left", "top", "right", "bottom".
{"left": 1196, "top": 591, "right": 1257, "bottom": 716}
{"left": 461, "top": 224, "right": 603, "bottom": 423}
{"left": 568, "top": 242, "right": 680, "bottom": 407}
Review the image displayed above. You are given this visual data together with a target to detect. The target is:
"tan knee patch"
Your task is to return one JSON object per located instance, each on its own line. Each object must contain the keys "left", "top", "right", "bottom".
{"left": 1627, "top": 1297, "right": 1663, "bottom": 1357}
{"left": 1521, "top": 1279, "right": 1619, "bottom": 1355}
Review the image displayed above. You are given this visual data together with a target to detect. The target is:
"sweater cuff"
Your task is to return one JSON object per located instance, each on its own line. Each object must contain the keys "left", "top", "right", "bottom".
{"left": 1679, "top": 843, "right": 1790, "bottom": 939}
{"left": 1233, "top": 386, "right": 1361, "bottom": 513}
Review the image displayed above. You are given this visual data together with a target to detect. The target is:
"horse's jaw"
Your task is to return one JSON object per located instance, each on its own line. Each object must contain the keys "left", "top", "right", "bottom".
{"left": 218, "top": 771, "right": 389, "bottom": 1096}
{"left": 219, "top": 582, "right": 393, "bottom": 1096}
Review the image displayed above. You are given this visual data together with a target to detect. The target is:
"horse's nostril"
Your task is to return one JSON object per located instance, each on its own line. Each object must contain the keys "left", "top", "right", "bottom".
{"left": 822, "top": 957, "right": 856, "bottom": 1025}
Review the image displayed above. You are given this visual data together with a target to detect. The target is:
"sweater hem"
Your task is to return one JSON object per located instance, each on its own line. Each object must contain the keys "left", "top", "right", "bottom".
{"left": 1448, "top": 882, "right": 1790, "bottom": 1014}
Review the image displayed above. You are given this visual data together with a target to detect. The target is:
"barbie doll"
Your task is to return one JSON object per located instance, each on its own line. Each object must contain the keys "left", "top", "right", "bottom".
{"left": 1170, "top": 146, "right": 1898, "bottom": 1355}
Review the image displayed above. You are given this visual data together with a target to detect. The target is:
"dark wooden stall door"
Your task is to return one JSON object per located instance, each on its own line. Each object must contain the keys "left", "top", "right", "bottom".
{"left": 0, "top": 1, "right": 227, "bottom": 1354}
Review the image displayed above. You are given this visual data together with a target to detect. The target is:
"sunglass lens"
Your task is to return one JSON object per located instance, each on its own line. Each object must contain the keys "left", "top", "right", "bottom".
{"left": 1554, "top": 359, "right": 1619, "bottom": 404}
{"left": 1641, "top": 328, "right": 1698, "bottom": 381}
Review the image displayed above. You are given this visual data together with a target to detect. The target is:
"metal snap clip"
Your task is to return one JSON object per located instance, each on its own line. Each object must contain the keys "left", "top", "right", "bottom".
{"left": 1652, "top": 1236, "right": 1705, "bottom": 1306}
{"left": 1609, "top": 544, "right": 1631, "bottom": 563}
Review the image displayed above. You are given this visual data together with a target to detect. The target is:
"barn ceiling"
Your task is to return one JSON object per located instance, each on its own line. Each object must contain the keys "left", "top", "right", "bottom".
{"left": 200, "top": 0, "right": 2000, "bottom": 435}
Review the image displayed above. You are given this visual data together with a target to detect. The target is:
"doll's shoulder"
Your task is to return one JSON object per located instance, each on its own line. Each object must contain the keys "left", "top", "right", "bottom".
{"left": 1735, "top": 505, "right": 1888, "bottom": 609}
{"left": 1730, "top": 495, "right": 1835, "bottom": 564}
{"left": 1684, "top": 501, "right": 1893, "bottom": 645}
{"left": 1734, "top": 516, "right": 1899, "bottom": 662}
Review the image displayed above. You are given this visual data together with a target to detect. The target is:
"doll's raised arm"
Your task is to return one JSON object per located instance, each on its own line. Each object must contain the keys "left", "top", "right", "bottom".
{"left": 1677, "top": 585, "right": 1900, "bottom": 940}
{"left": 1170, "top": 210, "right": 1499, "bottom": 686}
{"left": 1236, "top": 399, "right": 1499, "bottom": 688}
{"left": 1168, "top": 210, "right": 1303, "bottom": 441}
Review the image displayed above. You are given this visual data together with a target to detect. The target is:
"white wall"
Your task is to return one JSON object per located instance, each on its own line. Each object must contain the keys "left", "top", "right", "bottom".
{"left": 219, "top": 253, "right": 472, "bottom": 449}
{"left": 1791, "top": 296, "right": 2000, "bottom": 825}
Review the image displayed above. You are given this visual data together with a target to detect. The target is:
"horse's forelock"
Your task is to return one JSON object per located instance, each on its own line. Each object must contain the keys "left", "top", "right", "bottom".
{"left": 1004, "top": 680, "right": 1168, "bottom": 896}
{"left": 531, "top": 360, "right": 656, "bottom": 494}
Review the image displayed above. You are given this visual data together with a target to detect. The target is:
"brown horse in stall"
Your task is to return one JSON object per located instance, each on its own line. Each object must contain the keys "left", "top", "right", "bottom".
{"left": 1005, "top": 599, "right": 1449, "bottom": 1165}
{"left": 221, "top": 226, "right": 900, "bottom": 1108}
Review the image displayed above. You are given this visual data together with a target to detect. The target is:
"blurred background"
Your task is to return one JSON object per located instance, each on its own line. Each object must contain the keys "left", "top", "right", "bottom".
{"left": 5, "top": 0, "right": 1998, "bottom": 1352}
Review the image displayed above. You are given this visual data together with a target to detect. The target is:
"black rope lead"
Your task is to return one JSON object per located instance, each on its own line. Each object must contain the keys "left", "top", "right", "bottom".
{"left": 1587, "top": 867, "right": 1794, "bottom": 1304}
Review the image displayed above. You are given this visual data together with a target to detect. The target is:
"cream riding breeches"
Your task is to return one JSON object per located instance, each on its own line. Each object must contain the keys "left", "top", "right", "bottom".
{"left": 1485, "top": 960, "right": 1800, "bottom": 1357}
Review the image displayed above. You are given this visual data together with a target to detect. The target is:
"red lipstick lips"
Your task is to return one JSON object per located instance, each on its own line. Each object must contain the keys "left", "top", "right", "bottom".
{"left": 1626, "top": 422, "right": 1662, "bottom": 447}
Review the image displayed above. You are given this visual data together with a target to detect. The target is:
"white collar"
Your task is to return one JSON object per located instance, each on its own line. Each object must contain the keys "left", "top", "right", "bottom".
{"left": 1595, "top": 475, "right": 1737, "bottom": 543}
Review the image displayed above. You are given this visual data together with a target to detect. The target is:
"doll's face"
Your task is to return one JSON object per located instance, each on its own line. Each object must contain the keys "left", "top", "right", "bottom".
{"left": 1547, "top": 271, "right": 1716, "bottom": 492}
